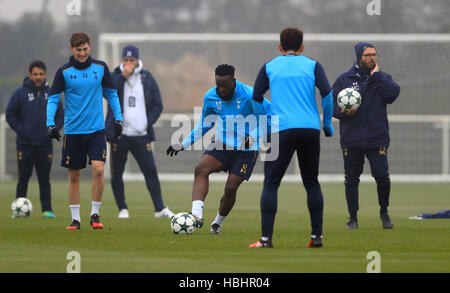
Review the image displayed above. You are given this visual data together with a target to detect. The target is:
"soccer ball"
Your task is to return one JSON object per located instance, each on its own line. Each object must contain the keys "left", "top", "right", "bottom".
{"left": 11, "top": 197, "right": 33, "bottom": 218}
{"left": 171, "top": 212, "right": 196, "bottom": 235}
{"left": 337, "top": 88, "right": 362, "bottom": 110}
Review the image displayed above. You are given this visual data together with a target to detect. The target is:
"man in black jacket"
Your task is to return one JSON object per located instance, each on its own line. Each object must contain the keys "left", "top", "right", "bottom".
{"left": 332, "top": 42, "right": 401, "bottom": 230}
{"left": 6, "top": 60, "right": 64, "bottom": 218}
{"left": 105, "top": 45, "right": 174, "bottom": 219}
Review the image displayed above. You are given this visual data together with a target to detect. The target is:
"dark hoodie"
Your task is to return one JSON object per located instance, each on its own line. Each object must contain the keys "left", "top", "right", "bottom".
{"left": 332, "top": 62, "right": 400, "bottom": 148}
{"left": 6, "top": 77, "right": 64, "bottom": 146}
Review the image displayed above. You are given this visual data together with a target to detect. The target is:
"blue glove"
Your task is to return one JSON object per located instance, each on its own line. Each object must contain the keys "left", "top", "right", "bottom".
{"left": 323, "top": 120, "right": 334, "bottom": 137}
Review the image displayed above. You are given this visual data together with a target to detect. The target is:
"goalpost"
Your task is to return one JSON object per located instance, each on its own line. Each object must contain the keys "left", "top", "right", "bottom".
{"left": 96, "top": 33, "right": 450, "bottom": 183}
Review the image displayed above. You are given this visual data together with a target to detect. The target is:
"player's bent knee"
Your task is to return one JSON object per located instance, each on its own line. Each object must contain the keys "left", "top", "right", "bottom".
{"left": 194, "top": 165, "right": 204, "bottom": 177}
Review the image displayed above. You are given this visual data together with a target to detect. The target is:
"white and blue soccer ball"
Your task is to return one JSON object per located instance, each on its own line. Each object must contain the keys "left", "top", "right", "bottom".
{"left": 11, "top": 197, "right": 33, "bottom": 218}
{"left": 337, "top": 87, "right": 362, "bottom": 110}
{"left": 171, "top": 212, "right": 196, "bottom": 235}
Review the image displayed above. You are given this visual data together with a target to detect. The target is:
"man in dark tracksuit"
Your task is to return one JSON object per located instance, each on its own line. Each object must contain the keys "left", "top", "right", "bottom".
{"left": 6, "top": 60, "right": 64, "bottom": 218}
{"left": 332, "top": 42, "right": 400, "bottom": 230}
{"left": 105, "top": 45, "right": 174, "bottom": 219}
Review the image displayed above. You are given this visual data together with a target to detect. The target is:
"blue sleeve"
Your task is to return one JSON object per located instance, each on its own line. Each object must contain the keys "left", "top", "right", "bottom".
{"left": 55, "top": 100, "right": 64, "bottom": 130}
{"left": 252, "top": 64, "right": 269, "bottom": 103}
{"left": 102, "top": 64, "right": 123, "bottom": 122}
{"left": 314, "top": 62, "right": 331, "bottom": 98}
{"left": 315, "top": 62, "right": 334, "bottom": 136}
{"left": 322, "top": 91, "right": 333, "bottom": 123}
{"left": 181, "top": 98, "right": 215, "bottom": 149}
{"left": 47, "top": 68, "right": 65, "bottom": 127}
{"left": 5, "top": 89, "right": 23, "bottom": 134}
{"left": 146, "top": 73, "right": 163, "bottom": 125}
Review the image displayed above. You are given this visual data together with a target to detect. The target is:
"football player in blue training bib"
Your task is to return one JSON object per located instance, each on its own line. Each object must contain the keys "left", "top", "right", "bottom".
{"left": 47, "top": 32, "right": 123, "bottom": 230}
{"left": 250, "top": 27, "right": 334, "bottom": 249}
{"left": 167, "top": 64, "right": 270, "bottom": 234}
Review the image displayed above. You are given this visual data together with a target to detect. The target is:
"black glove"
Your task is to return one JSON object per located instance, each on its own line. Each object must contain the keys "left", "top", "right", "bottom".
{"left": 113, "top": 120, "right": 123, "bottom": 138}
{"left": 166, "top": 144, "right": 184, "bottom": 157}
{"left": 47, "top": 125, "right": 61, "bottom": 141}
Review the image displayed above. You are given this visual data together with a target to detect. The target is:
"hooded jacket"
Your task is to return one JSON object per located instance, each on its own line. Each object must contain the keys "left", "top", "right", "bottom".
{"left": 332, "top": 63, "right": 400, "bottom": 148}
{"left": 6, "top": 77, "right": 64, "bottom": 146}
{"left": 105, "top": 64, "right": 163, "bottom": 142}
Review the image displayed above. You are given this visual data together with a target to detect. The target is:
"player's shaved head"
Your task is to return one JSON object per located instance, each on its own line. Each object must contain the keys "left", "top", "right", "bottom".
{"left": 280, "top": 27, "right": 304, "bottom": 52}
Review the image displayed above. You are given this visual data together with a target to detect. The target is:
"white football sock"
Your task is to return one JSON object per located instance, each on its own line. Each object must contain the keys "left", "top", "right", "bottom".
{"left": 212, "top": 212, "right": 226, "bottom": 226}
{"left": 261, "top": 236, "right": 269, "bottom": 241}
{"left": 191, "top": 200, "right": 204, "bottom": 219}
{"left": 91, "top": 201, "right": 102, "bottom": 216}
{"left": 70, "top": 204, "right": 81, "bottom": 222}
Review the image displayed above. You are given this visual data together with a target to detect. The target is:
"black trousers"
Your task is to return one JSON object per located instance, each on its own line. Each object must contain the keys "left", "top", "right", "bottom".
{"left": 109, "top": 135, "right": 165, "bottom": 212}
{"left": 343, "top": 147, "right": 391, "bottom": 219}
{"left": 16, "top": 145, "right": 53, "bottom": 212}
{"left": 260, "top": 128, "right": 324, "bottom": 238}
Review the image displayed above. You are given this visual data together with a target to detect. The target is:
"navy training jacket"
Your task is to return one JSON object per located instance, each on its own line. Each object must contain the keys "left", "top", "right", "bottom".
{"left": 332, "top": 63, "right": 400, "bottom": 149}
{"left": 105, "top": 67, "right": 163, "bottom": 142}
{"left": 6, "top": 77, "right": 64, "bottom": 146}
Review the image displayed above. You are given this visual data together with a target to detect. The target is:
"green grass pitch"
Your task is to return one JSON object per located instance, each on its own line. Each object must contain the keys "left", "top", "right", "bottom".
{"left": 0, "top": 180, "right": 449, "bottom": 273}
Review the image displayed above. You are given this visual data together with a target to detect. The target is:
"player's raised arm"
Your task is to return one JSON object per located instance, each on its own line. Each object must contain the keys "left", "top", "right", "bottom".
{"left": 167, "top": 98, "right": 215, "bottom": 157}
{"left": 315, "top": 61, "right": 334, "bottom": 137}
{"left": 184, "top": 100, "right": 216, "bottom": 147}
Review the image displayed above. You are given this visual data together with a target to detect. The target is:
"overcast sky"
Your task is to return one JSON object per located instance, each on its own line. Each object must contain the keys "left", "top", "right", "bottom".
{"left": 0, "top": 0, "right": 91, "bottom": 24}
